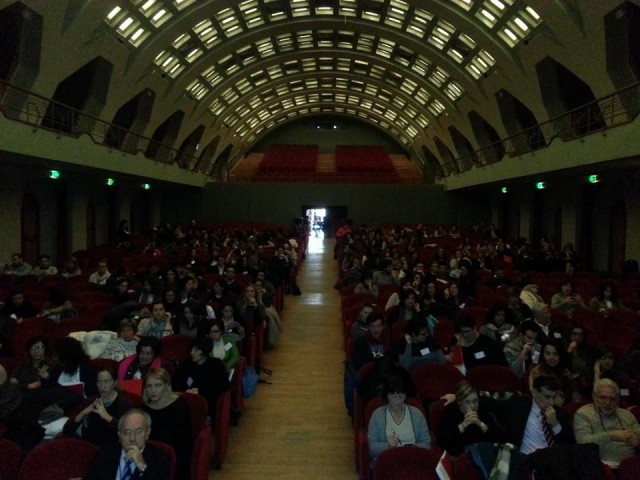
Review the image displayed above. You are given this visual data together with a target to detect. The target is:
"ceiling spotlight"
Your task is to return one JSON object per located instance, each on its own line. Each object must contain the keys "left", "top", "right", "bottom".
{"left": 501, "top": 186, "right": 508, "bottom": 194}
{"left": 588, "top": 174, "right": 600, "bottom": 184}
{"left": 142, "top": 183, "right": 151, "bottom": 190}
{"left": 536, "top": 182, "right": 546, "bottom": 190}
{"left": 49, "top": 170, "right": 60, "bottom": 179}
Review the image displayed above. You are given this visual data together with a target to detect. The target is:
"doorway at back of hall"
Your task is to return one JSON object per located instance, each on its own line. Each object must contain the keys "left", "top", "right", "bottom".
{"left": 302, "top": 205, "right": 348, "bottom": 239}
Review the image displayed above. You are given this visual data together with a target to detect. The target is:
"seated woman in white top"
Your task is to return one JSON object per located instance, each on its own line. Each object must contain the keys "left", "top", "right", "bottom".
{"left": 368, "top": 376, "right": 430, "bottom": 462}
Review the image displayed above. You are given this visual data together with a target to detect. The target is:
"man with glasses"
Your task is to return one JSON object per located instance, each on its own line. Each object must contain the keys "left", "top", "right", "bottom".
{"left": 85, "top": 408, "right": 170, "bottom": 480}
{"left": 574, "top": 378, "right": 640, "bottom": 468}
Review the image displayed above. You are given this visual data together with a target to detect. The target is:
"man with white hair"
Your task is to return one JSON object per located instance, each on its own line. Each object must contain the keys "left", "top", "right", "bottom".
{"left": 573, "top": 378, "right": 640, "bottom": 468}
{"left": 84, "top": 408, "right": 171, "bottom": 480}
{"left": 531, "top": 303, "right": 564, "bottom": 344}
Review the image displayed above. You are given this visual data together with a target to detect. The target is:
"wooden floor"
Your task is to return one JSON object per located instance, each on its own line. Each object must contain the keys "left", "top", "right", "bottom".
{"left": 213, "top": 235, "right": 357, "bottom": 480}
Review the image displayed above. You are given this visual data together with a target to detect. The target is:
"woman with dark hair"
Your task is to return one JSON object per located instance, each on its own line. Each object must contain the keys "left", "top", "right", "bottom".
{"left": 441, "top": 282, "right": 474, "bottom": 319}
{"left": 550, "top": 281, "right": 586, "bottom": 317}
{"left": 208, "top": 318, "right": 240, "bottom": 371}
{"left": 100, "top": 318, "right": 139, "bottom": 362}
{"left": 175, "top": 299, "right": 208, "bottom": 338}
{"left": 528, "top": 340, "right": 577, "bottom": 406}
{"left": 436, "top": 380, "right": 503, "bottom": 457}
{"left": 162, "top": 288, "right": 181, "bottom": 321}
{"left": 10, "top": 336, "right": 50, "bottom": 392}
{"left": 588, "top": 282, "right": 626, "bottom": 315}
{"left": 48, "top": 336, "right": 98, "bottom": 399}
{"left": 62, "top": 366, "right": 134, "bottom": 446}
{"left": 565, "top": 325, "right": 591, "bottom": 385}
{"left": 137, "top": 276, "right": 161, "bottom": 305}
{"left": 118, "top": 336, "right": 163, "bottom": 381}
{"left": 173, "top": 337, "right": 230, "bottom": 420}
{"left": 219, "top": 303, "right": 245, "bottom": 342}
{"left": 591, "top": 345, "right": 636, "bottom": 407}
{"left": 479, "top": 305, "right": 517, "bottom": 345}
{"left": 367, "top": 375, "right": 430, "bottom": 462}
{"left": 162, "top": 268, "right": 179, "bottom": 293}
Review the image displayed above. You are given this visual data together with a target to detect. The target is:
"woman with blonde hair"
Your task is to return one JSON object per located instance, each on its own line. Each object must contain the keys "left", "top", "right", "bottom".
{"left": 141, "top": 368, "right": 191, "bottom": 478}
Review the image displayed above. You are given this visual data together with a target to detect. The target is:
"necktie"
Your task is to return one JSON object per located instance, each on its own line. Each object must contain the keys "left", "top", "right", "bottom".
{"left": 121, "top": 460, "right": 134, "bottom": 480}
{"left": 540, "top": 410, "right": 555, "bottom": 447}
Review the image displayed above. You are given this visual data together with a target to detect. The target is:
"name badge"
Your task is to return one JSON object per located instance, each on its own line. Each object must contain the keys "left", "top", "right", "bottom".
{"left": 553, "top": 332, "right": 562, "bottom": 339}
{"left": 620, "top": 388, "right": 630, "bottom": 397}
{"left": 224, "top": 342, "right": 233, "bottom": 351}
{"left": 420, "top": 347, "right": 431, "bottom": 356}
{"left": 474, "top": 351, "right": 486, "bottom": 359}
{"left": 187, "top": 377, "right": 194, "bottom": 387}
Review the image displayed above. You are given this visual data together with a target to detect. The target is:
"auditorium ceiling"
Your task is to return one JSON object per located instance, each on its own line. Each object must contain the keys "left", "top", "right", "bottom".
{"left": 0, "top": 1, "right": 632, "bottom": 176}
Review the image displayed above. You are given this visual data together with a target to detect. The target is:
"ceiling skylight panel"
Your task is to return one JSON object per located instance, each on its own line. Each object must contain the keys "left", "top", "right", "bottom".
{"left": 447, "top": 0, "right": 473, "bottom": 12}
{"left": 476, "top": 8, "right": 498, "bottom": 28}
{"left": 444, "top": 81, "right": 464, "bottom": 100}
{"left": 376, "top": 40, "right": 395, "bottom": 58}
{"left": 238, "top": 77, "right": 254, "bottom": 92}
{"left": 411, "top": 56, "right": 431, "bottom": 76}
{"left": 266, "top": 65, "right": 283, "bottom": 80}
{"left": 193, "top": 19, "right": 220, "bottom": 47}
{"left": 339, "top": 0, "right": 358, "bottom": 17}
{"left": 407, "top": 9, "right": 434, "bottom": 39}
{"left": 173, "top": 0, "right": 196, "bottom": 11}
{"left": 415, "top": 88, "right": 430, "bottom": 105}
{"left": 281, "top": 98, "right": 294, "bottom": 108}
{"left": 429, "top": 67, "right": 449, "bottom": 87}
{"left": 356, "top": 34, "right": 375, "bottom": 52}
{"left": 369, "top": 65, "right": 385, "bottom": 79}
{"left": 186, "top": 80, "right": 208, "bottom": 100}
{"left": 275, "top": 34, "right": 294, "bottom": 51}
{"left": 257, "top": 39, "right": 276, "bottom": 57}
{"left": 248, "top": 96, "right": 261, "bottom": 108}
{"left": 417, "top": 115, "right": 429, "bottom": 128}
{"left": 292, "top": 3, "right": 311, "bottom": 17}
{"left": 209, "top": 100, "right": 225, "bottom": 116}
{"left": 296, "top": 31, "right": 314, "bottom": 48}
{"left": 428, "top": 99, "right": 445, "bottom": 116}
{"left": 384, "top": 111, "right": 397, "bottom": 122}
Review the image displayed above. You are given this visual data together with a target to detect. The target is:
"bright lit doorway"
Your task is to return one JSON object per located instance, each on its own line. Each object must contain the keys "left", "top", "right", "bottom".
{"left": 305, "top": 207, "right": 326, "bottom": 239}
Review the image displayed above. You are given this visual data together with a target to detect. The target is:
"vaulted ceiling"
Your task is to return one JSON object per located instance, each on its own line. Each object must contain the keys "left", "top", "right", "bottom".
{"left": 1, "top": 0, "right": 627, "bottom": 176}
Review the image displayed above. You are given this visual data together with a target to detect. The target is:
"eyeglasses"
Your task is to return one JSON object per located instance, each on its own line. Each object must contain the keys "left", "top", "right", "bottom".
{"left": 600, "top": 355, "right": 614, "bottom": 360}
{"left": 30, "top": 344, "right": 45, "bottom": 351}
{"left": 120, "top": 428, "right": 148, "bottom": 437}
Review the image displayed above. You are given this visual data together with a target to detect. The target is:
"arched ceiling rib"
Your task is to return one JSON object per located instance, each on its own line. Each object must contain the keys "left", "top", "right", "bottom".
{"left": 97, "top": 0, "right": 546, "bottom": 171}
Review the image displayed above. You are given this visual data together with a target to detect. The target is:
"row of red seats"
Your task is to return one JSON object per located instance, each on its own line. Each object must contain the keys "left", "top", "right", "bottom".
{"left": 259, "top": 145, "right": 319, "bottom": 173}
{"left": 335, "top": 145, "right": 396, "bottom": 173}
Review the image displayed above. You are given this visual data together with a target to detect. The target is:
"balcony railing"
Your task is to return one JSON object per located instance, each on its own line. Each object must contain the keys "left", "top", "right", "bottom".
{"left": 0, "top": 80, "right": 205, "bottom": 173}
{"left": 442, "top": 82, "right": 640, "bottom": 176}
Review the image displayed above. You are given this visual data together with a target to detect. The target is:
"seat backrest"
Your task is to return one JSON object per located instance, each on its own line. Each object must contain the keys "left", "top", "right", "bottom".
{"left": 467, "top": 365, "right": 520, "bottom": 393}
{"left": 18, "top": 438, "right": 97, "bottom": 480}
{"left": 146, "top": 440, "right": 176, "bottom": 479}
{"left": 618, "top": 454, "right": 640, "bottom": 480}
{"left": 372, "top": 445, "right": 440, "bottom": 480}
{"left": 412, "top": 364, "right": 464, "bottom": 401}
{"left": 453, "top": 451, "right": 484, "bottom": 480}
{"left": 181, "top": 392, "right": 209, "bottom": 440}
{"left": 0, "top": 438, "right": 23, "bottom": 480}
{"left": 160, "top": 335, "right": 194, "bottom": 367}
{"left": 190, "top": 425, "right": 212, "bottom": 480}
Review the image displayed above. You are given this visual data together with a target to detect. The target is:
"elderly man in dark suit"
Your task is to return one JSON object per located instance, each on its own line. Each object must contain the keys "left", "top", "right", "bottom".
{"left": 84, "top": 408, "right": 171, "bottom": 480}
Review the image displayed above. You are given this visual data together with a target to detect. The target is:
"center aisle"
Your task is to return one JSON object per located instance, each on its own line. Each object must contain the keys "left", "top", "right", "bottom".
{"left": 213, "top": 235, "right": 357, "bottom": 480}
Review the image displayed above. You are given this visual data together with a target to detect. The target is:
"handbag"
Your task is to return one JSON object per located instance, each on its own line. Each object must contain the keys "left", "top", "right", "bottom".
{"left": 242, "top": 366, "right": 259, "bottom": 398}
